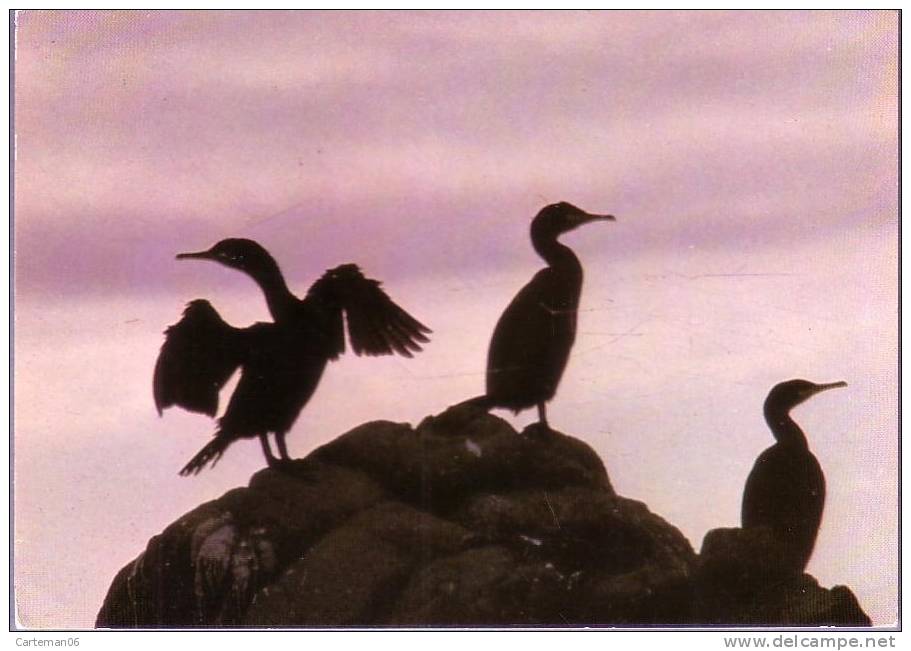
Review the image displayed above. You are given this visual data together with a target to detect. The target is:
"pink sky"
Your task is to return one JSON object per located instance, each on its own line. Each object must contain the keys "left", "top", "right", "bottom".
{"left": 13, "top": 10, "right": 898, "bottom": 628}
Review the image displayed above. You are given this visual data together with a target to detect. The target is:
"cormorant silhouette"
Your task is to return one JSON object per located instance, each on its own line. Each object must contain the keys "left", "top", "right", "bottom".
{"left": 466, "top": 202, "right": 614, "bottom": 429}
{"left": 154, "top": 238, "right": 431, "bottom": 475}
{"left": 741, "top": 378, "right": 847, "bottom": 573}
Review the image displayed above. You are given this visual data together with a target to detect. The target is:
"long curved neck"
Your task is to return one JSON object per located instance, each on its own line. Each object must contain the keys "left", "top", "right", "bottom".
{"left": 248, "top": 259, "right": 297, "bottom": 321}
{"left": 532, "top": 228, "right": 582, "bottom": 271}
{"left": 764, "top": 403, "right": 808, "bottom": 449}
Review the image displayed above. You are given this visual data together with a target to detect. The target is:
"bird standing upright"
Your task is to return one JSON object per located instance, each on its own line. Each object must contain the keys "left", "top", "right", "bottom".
{"left": 466, "top": 202, "right": 615, "bottom": 429}
{"left": 153, "top": 238, "right": 431, "bottom": 475}
{"left": 741, "top": 379, "right": 847, "bottom": 574}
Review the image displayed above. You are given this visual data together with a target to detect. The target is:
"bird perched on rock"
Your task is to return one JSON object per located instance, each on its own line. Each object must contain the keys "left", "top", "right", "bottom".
{"left": 154, "top": 238, "right": 430, "bottom": 475}
{"left": 742, "top": 378, "right": 847, "bottom": 573}
{"left": 465, "top": 202, "right": 615, "bottom": 430}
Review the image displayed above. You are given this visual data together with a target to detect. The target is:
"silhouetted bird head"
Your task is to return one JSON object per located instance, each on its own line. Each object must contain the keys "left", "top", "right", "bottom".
{"left": 177, "top": 238, "right": 278, "bottom": 276}
{"left": 532, "top": 202, "right": 615, "bottom": 239}
{"left": 764, "top": 379, "right": 847, "bottom": 415}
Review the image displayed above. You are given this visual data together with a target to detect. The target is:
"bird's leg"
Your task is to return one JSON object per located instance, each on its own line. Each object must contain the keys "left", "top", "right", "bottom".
{"left": 537, "top": 402, "right": 551, "bottom": 431}
{"left": 275, "top": 431, "right": 291, "bottom": 461}
{"left": 259, "top": 433, "right": 279, "bottom": 467}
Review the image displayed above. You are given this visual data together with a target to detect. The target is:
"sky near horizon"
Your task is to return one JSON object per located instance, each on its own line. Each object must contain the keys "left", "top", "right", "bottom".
{"left": 13, "top": 10, "right": 898, "bottom": 628}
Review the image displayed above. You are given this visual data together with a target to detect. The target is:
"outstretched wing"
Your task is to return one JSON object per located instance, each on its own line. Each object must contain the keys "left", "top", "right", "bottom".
{"left": 308, "top": 264, "right": 431, "bottom": 358}
{"left": 153, "top": 299, "right": 244, "bottom": 417}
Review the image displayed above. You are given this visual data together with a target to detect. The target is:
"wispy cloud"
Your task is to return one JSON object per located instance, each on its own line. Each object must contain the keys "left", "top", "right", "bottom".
{"left": 15, "top": 11, "right": 896, "bottom": 284}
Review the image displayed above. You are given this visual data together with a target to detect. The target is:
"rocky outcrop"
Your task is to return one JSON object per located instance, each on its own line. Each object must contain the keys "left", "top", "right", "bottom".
{"left": 96, "top": 406, "right": 870, "bottom": 628}
{"left": 696, "top": 527, "right": 870, "bottom": 626}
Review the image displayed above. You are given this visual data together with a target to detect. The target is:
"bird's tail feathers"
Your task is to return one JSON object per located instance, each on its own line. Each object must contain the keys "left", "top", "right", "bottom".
{"left": 179, "top": 436, "right": 231, "bottom": 476}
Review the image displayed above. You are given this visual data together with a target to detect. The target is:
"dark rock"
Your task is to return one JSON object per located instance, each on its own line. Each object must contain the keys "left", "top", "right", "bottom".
{"left": 695, "top": 527, "right": 872, "bottom": 626}
{"left": 96, "top": 407, "right": 870, "bottom": 628}
{"left": 312, "top": 406, "right": 612, "bottom": 511}
{"left": 243, "top": 501, "right": 473, "bottom": 626}
{"left": 96, "top": 461, "right": 387, "bottom": 627}
{"left": 389, "top": 545, "right": 572, "bottom": 626}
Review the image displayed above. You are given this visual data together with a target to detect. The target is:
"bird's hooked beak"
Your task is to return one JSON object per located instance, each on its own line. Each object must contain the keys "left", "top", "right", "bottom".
{"left": 575, "top": 210, "right": 616, "bottom": 226}
{"left": 176, "top": 249, "right": 214, "bottom": 261}
{"left": 808, "top": 380, "right": 848, "bottom": 397}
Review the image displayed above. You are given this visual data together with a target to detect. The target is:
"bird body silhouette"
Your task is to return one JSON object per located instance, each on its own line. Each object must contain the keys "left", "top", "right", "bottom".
{"left": 741, "top": 379, "right": 846, "bottom": 573}
{"left": 154, "top": 239, "right": 430, "bottom": 475}
{"left": 468, "top": 202, "right": 614, "bottom": 428}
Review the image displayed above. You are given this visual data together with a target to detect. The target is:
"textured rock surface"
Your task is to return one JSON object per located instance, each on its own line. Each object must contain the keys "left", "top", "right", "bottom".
{"left": 96, "top": 406, "right": 870, "bottom": 628}
{"left": 696, "top": 527, "right": 871, "bottom": 626}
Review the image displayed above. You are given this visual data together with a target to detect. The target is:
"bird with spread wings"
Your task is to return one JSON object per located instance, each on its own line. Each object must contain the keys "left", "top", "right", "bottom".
{"left": 153, "top": 238, "right": 430, "bottom": 475}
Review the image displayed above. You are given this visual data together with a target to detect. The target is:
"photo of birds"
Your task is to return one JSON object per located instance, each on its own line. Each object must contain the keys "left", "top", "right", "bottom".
{"left": 13, "top": 10, "right": 896, "bottom": 631}
{"left": 154, "top": 238, "right": 430, "bottom": 474}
